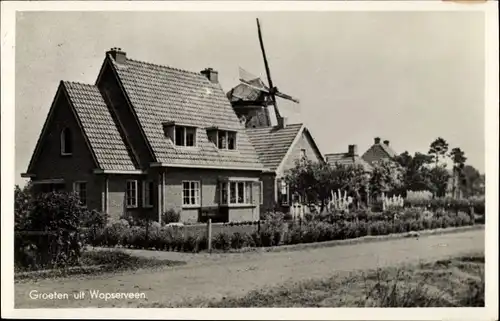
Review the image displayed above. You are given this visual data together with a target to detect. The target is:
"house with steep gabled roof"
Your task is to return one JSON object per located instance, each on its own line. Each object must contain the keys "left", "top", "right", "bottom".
{"left": 22, "top": 48, "right": 266, "bottom": 223}
{"left": 245, "top": 122, "right": 324, "bottom": 213}
{"left": 361, "top": 137, "right": 397, "bottom": 165}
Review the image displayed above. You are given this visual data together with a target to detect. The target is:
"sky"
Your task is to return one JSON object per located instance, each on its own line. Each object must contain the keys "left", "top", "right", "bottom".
{"left": 15, "top": 11, "right": 485, "bottom": 186}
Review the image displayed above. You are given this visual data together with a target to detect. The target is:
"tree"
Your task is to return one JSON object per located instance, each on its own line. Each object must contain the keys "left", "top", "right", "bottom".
{"left": 428, "top": 137, "right": 449, "bottom": 167}
{"left": 449, "top": 147, "right": 467, "bottom": 198}
{"left": 285, "top": 160, "right": 369, "bottom": 212}
{"left": 285, "top": 159, "right": 327, "bottom": 206}
{"left": 462, "top": 165, "right": 485, "bottom": 197}
{"left": 429, "top": 166, "right": 451, "bottom": 197}
{"left": 329, "top": 163, "right": 370, "bottom": 209}
{"left": 394, "top": 151, "right": 434, "bottom": 193}
{"left": 368, "top": 159, "right": 404, "bottom": 200}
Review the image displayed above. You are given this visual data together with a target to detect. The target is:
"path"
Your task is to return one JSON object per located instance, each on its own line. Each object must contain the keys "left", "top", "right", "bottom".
{"left": 15, "top": 229, "right": 484, "bottom": 308}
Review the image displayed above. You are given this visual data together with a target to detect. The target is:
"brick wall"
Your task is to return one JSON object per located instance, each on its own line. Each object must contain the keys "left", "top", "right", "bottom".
{"left": 106, "top": 170, "right": 162, "bottom": 221}
{"left": 163, "top": 167, "right": 261, "bottom": 223}
{"left": 260, "top": 172, "right": 276, "bottom": 215}
{"left": 278, "top": 129, "right": 322, "bottom": 176}
{"left": 29, "top": 86, "right": 103, "bottom": 212}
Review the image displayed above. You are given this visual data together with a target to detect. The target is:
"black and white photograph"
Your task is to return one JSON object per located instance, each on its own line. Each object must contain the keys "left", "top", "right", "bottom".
{"left": 1, "top": 1, "right": 498, "bottom": 319}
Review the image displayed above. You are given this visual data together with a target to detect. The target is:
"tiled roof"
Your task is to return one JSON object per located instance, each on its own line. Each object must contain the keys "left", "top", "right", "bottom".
{"left": 325, "top": 153, "right": 373, "bottom": 172}
{"left": 109, "top": 56, "right": 263, "bottom": 170}
{"left": 380, "top": 143, "right": 397, "bottom": 158}
{"left": 361, "top": 142, "right": 397, "bottom": 164}
{"left": 63, "top": 81, "right": 137, "bottom": 171}
{"left": 246, "top": 123, "right": 303, "bottom": 171}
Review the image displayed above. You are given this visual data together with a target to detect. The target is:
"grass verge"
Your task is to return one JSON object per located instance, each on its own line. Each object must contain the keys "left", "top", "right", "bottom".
{"left": 167, "top": 252, "right": 484, "bottom": 307}
{"left": 15, "top": 249, "right": 185, "bottom": 281}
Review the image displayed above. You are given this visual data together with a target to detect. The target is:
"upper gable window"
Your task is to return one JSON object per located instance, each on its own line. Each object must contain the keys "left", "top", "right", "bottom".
{"left": 60, "top": 128, "right": 73, "bottom": 155}
{"left": 174, "top": 126, "right": 196, "bottom": 147}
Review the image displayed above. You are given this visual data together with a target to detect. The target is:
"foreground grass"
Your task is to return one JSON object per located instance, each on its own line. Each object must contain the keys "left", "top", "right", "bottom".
{"left": 15, "top": 249, "right": 185, "bottom": 281}
{"left": 170, "top": 253, "right": 484, "bottom": 307}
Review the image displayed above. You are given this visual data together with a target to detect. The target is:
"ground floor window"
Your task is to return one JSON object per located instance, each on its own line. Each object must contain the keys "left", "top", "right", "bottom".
{"left": 183, "top": 181, "right": 200, "bottom": 206}
{"left": 143, "top": 180, "right": 154, "bottom": 208}
{"left": 278, "top": 179, "right": 290, "bottom": 205}
{"left": 220, "top": 181, "right": 253, "bottom": 205}
{"left": 126, "top": 180, "right": 138, "bottom": 208}
{"left": 73, "top": 181, "right": 87, "bottom": 206}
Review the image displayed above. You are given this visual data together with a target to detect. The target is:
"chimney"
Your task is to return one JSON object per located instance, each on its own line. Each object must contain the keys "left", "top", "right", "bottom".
{"left": 106, "top": 47, "right": 126, "bottom": 64}
{"left": 201, "top": 68, "right": 218, "bottom": 83}
{"left": 277, "top": 116, "right": 288, "bottom": 129}
{"left": 383, "top": 140, "right": 390, "bottom": 146}
{"left": 348, "top": 144, "right": 358, "bottom": 156}
{"left": 374, "top": 137, "right": 381, "bottom": 144}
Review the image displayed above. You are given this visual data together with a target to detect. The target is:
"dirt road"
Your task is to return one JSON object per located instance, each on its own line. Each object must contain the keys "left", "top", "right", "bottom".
{"left": 15, "top": 229, "right": 484, "bottom": 308}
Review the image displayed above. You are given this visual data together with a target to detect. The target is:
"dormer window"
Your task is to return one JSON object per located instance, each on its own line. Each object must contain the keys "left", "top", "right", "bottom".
{"left": 175, "top": 126, "right": 196, "bottom": 147}
{"left": 207, "top": 129, "right": 236, "bottom": 150}
{"left": 60, "top": 127, "right": 72, "bottom": 155}
{"left": 163, "top": 122, "right": 197, "bottom": 147}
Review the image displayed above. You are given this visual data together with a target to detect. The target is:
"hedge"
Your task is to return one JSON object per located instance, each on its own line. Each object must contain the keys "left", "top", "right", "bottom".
{"left": 88, "top": 209, "right": 476, "bottom": 253}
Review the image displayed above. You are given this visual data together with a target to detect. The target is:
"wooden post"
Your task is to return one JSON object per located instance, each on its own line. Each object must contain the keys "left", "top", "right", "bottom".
{"left": 207, "top": 218, "right": 212, "bottom": 253}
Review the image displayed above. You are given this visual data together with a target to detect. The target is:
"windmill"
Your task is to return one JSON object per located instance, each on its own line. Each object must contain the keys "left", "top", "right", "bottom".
{"left": 228, "top": 18, "right": 300, "bottom": 128}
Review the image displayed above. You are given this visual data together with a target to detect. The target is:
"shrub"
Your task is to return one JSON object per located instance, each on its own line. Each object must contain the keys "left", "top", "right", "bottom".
{"left": 468, "top": 196, "right": 485, "bottom": 215}
{"left": 251, "top": 231, "right": 262, "bottom": 247}
{"left": 162, "top": 209, "right": 180, "bottom": 225}
{"left": 285, "top": 224, "right": 303, "bottom": 245}
{"left": 231, "top": 232, "right": 247, "bottom": 249}
{"left": 15, "top": 191, "right": 88, "bottom": 270}
{"left": 301, "top": 222, "right": 321, "bottom": 243}
{"left": 102, "top": 219, "right": 129, "bottom": 247}
{"left": 213, "top": 232, "right": 231, "bottom": 251}
{"left": 399, "top": 208, "right": 422, "bottom": 221}
{"left": 14, "top": 184, "right": 33, "bottom": 231}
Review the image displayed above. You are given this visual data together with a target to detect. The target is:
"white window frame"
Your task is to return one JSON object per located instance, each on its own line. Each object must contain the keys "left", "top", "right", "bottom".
{"left": 220, "top": 181, "right": 253, "bottom": 206}
{"left": 174, "top": 126, "right": 197, "bottom": 147}
{"left": 217, "top": 130, "right": 237, "bottom": 150}
{"left": 60, "top": 128, "right": 72, "bottom": 156}
{"left": 73, "top": 181, "right": 87, "bottom": 207}
{"left": 279, "top": 179, "right": 290, "bottom": 205}
{"left": 142, "top": 180, "right": 154, "bottom": 208}
{"left": 259, "top": 181, "right": 263, "bottom": 205}
{"left": 126, "top": 180, "right": 138, "bottom": 208}
{"left": 182, "top": 181, "right": 200, "bottom": 207}
{"left": 300, "top": 148, "right": 307, "bottom": 159}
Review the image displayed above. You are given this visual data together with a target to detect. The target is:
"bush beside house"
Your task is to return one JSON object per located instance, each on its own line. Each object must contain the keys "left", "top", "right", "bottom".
{"left": 14, "top": 185, "right": 107, "bottom": 272}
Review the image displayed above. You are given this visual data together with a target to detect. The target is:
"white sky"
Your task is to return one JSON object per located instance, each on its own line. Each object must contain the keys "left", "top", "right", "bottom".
{"left": 15, "top": 11, "right": 485, "bottom": 186}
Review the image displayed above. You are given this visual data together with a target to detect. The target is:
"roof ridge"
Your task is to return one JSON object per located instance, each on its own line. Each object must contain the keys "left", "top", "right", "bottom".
{"left": 62, "top": 80, "right": 96, "bottom": 87}
{"left": 325, "top": 152, "right": 347, "bottom": 156}
{"left": 124, "top": 57, "right": 205, "bottom": 77}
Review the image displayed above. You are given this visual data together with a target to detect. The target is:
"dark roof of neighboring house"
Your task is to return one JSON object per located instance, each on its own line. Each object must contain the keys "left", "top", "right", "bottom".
{"left": 63, "top": 81, "right": 137, "bottom": 171}
{"left": 361, "top": 141, "right": 397, "bottom": 164}
{"left": 379, "top": 143, "right": 397, "bottom": 158}
{"left": 107, "top": 55, "right": 263, "bottom": 170}
{"left": 246, "top": 123, "right": 313, "bottom": 172}
{"left": 325, "top": 152, "right": 373, "bottom": 172}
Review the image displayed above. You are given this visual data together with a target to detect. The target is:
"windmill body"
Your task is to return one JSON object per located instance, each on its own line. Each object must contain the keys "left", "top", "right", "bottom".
{"left": 227, "top": 19, "right": 300, "bottom": 129}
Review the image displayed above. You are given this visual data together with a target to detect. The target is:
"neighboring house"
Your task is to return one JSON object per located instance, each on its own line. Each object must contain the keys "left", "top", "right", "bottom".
{"left": 246, "top": 123, "right": 324, "bottom": 214}
{"left": 361, "top": 137, "right": 397, "bottom": 165}
{"left": 22, "top": 48, "right": 266, "bottom": 223}
{"left": 325, "top": 144, "right": 373, "bottom": 172}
